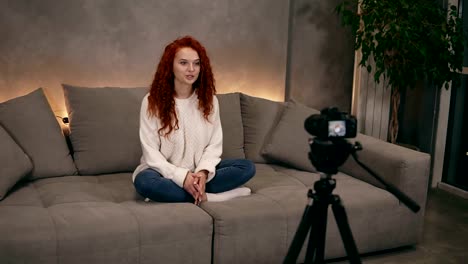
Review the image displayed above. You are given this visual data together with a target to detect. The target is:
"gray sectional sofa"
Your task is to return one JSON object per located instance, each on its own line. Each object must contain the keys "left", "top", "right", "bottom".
{"left": 0, "top": 85, "right": 431, "bottom": 264}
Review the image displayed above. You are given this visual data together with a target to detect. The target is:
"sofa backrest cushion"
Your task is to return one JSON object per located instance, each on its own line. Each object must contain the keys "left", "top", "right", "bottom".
{"left": 240, "top": 93, "right": 284, "bottom": 163}
{"left": 0, "top": 88, "right": 77, "bottom": 179}
{"left": 0, "top": 125, "right": 33, "bottom": 200}
{"left": 262, "top": 100, "right": 319, "bottom": 172}
{"left": 217, "top": 93, "right": 245, "bottom": 159}
{"left": 63, "top": 84, "right": 148, "bottom": 175}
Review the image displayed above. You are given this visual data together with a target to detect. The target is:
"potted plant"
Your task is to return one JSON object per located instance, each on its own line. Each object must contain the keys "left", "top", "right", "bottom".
{"left": 335, "top": 0, "right": 464, "bottom": 143}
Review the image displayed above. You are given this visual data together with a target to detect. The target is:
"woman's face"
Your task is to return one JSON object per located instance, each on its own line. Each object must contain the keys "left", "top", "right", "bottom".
{"left": 173, "top": 47, "right": 200, "bottom": 88}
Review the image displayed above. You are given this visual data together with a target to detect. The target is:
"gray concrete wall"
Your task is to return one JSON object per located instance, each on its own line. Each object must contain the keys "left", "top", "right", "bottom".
{"left": 0, "top": 0, "right": 289, "bottom": 116}
{"left": 289, "top": 0, "right": 354, "bottom": 112}
{"left": 0, "top": 0, "right": 354, "bottom": 116}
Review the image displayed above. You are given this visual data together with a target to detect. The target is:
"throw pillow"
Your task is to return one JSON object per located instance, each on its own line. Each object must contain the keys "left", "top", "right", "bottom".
{"left": 0, "top": 88, "right": 77, "bottom": 179}
{"left": 262, "top": 100, "right": 320, "bottom": 172}
{"left": 217, "top": 93, "right": 245, "bottom": 159}
{"left": 240, "top": 93, "right": 284, "bottom": 163}
{"left": 0, "top": 125, "right": 33, "bottom": 200}
{"left": 63, "top": 84, "right": 148, "bottom": 175}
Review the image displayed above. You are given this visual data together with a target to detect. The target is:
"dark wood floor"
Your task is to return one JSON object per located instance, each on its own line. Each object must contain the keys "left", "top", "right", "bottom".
{"left": 330, "top": 188, "right": 468, "bottom": 264}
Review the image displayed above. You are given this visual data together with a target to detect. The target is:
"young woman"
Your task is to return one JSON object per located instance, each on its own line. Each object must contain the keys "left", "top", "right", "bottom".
{"left": 133, "top": 36, "right": 255, "bottom": 205}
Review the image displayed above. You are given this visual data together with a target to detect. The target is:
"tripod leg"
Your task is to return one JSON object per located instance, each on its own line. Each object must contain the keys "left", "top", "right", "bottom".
{"left": 331, "top": 196, "right": 362, "bottom": 264}
{"left": 304, "top": 197, "right": 328, "bottom": 264}
{"left": 284, "top": 196, "right": 316, "bottom": 264}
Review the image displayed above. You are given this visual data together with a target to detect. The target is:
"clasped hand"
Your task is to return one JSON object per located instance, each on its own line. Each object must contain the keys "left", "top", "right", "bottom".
{"left": 183, "top": 171, "right": 208, "bottom": 205}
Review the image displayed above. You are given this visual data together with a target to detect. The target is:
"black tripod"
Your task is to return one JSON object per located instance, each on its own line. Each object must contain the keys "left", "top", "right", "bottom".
{"left": 285, "top": 175, "right": 362, "bottom": 264}
{"left": 283, "top": 139, "right": 421, "bottom": 264}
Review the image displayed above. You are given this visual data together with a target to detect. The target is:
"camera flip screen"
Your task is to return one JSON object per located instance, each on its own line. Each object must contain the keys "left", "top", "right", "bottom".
{"left": 328, "top": 120, "right": 346, "bottom": 137}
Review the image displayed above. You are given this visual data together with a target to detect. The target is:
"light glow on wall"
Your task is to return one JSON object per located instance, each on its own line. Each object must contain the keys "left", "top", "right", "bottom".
{"left": 0, "top": 74, "right": 285, "bottom": 116}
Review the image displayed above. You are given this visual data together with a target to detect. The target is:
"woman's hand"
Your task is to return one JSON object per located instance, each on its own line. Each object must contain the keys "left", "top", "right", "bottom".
{"left": 183, "top": 172, "right": 200, "bottom": 200}
{"left": 193, "top": 171, "right": 208, "bottom": 205}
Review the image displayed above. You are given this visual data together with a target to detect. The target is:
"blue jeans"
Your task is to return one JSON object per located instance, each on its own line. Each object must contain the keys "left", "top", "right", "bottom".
{"left": 134, "top": 159, "right": 256, "bottom": 203}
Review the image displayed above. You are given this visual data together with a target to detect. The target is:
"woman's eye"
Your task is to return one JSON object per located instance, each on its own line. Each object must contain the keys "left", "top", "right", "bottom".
{"left": 180, "top": 61, "right": 187, "bottom": 65}
{"left": 195, "top": 62, "right": 200, "bottom": 66}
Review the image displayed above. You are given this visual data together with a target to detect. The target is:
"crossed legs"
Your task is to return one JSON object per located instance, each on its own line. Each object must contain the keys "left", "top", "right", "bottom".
{"left": 134, "top": 159, "right": 256, "bottom": 203}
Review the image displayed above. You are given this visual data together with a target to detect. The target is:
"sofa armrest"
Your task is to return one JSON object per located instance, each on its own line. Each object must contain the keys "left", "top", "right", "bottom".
{"left": 339, "top": 133, "right": 431, "bottom": 208}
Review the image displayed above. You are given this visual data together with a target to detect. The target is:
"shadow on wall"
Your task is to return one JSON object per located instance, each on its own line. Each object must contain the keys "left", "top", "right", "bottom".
{"left": 290, "top": 0, "right": 355, "bottom": 112}
{"left": 0, "top": 0, "right": 289, "bottom": 112}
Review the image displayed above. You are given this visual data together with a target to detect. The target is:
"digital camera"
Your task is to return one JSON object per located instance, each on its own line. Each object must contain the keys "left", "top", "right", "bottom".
{"left": 304, "top": 107, "right": 357, "bottom": 139}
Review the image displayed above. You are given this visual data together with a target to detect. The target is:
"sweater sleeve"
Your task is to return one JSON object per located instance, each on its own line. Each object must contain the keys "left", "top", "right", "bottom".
{"left": 139, "top": 96, "right": 189, "bottom": 188}
{"left": 195, "top": 96, "right": 223, "bottom": 182}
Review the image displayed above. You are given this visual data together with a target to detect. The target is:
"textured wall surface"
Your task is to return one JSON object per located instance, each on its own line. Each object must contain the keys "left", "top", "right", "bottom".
{"left": 0, "top": 0, "right": 289, "bottom": 115}
{"left": 289, "top": 0, "right": 354, "bottom": 112}
{"left": 0, "top": 0, "right": 354, "bottom": 115}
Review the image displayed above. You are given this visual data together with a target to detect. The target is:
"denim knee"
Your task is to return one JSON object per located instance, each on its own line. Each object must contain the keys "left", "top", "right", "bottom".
{"left": 134, "top": 172, "right": 152, "bottom": 197}
{"left": 241, "top": 159, "right": 256, "bottom": 181}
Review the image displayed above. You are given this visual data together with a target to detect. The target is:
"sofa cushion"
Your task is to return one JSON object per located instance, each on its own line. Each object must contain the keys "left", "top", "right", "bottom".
{"left": 262, "top": 100, "right": 320, "bottom": 172}
{"left": 0, "top": 206, "right": 57, "bottom": 263}
{"left": 0, "top": 125, "right": 33, "bottom": 200}
{"left": 240, "top": 93, "right": 284, "bottom": 163}
{"left": 0, "top": 173, "right": 212, "bottom": 264}
{"left": 217, "top": 93, "right": 245, "bottom": 159}
{"left": 0, "top": 88, "right": 77, "bottom": 180}
{"left": 63, "top": 84, "right": 148, "bottom": 175}
{"left": 121, "top": 201, "right": 212, "bottom": 264}
{"left": 268, "top": 166, "right": 416, "bottom": 259}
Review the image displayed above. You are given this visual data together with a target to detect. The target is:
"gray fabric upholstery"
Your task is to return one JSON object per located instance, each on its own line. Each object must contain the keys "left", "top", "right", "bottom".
{"left": 0, "top": 173, "right": 212, "bottom": 264}
{"left": 0, "top": 125, "right": 32, "bottom": 200}
{"left": 63, "top": 84, "right": 148, "bottom": 175}
{"left": 204, "top": 163, "right": 424, "bottom": 263}
{"left": 0, "top": 88, "right": 77, "bottom": 179}
{"left": 268, "top": 167, "right": 420, "bottom": 259}
{"left": 262, "top": 100, "right": 320, "bottom": 172}
{"left": 200, "top": 164, "right": 307, "bottom": 263}
{"left": 201, "top": 194, "right": 290, "bottom": 264}
{"left": 340, "top": 133, "right": 431, "bottom": 208}
{"left": 121, "top": 201, "right": 212, "bottom": 264}
{"left": 240, "top": 93, "right": 284, "bottom": 163}
{"left": 217, "top": 93, "right": 245, "bottom": 159}
{"left": 0, "top": 91, "right": 431, "bottom": 264}
{"left": 0, "top": 206, "right": 57, "bottom": 264}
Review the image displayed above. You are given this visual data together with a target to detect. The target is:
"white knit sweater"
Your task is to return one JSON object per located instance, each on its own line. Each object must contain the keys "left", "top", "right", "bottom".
{"left": 132, "top": 92, "right": 222, "bottom": 188}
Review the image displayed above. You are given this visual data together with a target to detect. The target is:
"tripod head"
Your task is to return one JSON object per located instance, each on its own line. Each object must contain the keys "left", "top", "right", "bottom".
{"left": 308, "top": 138, "right": 362, "bottom": 175}
{"left": 304, "top": 107, "right": 359, "bottom": 175}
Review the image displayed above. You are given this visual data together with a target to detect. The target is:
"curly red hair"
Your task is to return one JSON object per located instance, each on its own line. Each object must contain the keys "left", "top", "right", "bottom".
{"left": 147, "top": 36, "right": 216, "bottom": 137}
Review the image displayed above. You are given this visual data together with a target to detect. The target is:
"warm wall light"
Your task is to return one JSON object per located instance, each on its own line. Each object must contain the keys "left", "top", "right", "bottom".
{"left": 255, "top": 90, "right": 284, "bottom": 102}
{"left": 226, "top": 84, "right": 285, "bottom": 102}
{"left": 55, "top": 115, "right": 69, "bottom": 125}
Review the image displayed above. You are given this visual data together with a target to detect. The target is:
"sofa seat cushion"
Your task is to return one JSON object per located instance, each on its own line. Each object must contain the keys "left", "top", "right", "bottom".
{"left": 200, "top": 164, "right": 421, "bottom": 262}
{"left": 265, "top": 166, "right": 420, "bottom": 259}
{"left": 0, "top": 206, "right": 57, "bottom": 264}
{"left": 198, "top": 164, "right": 307, "bottom": 263}
{"left": 201, "top": 194, "right": 291, "bottom": 264}
{"left": 243, "top": 164, "right": 305, "bottom": 192}
{"left": 31, "top": 174, "right": 139, "bottom": 206}
{"left": 48, "top": 202, "right": 140, "bottom": 264}
{"left": 121, "top": 201, "right": 213, "bottom": 264}
{"left": 0, "top": 174, "right": 213, "bottom": 264}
